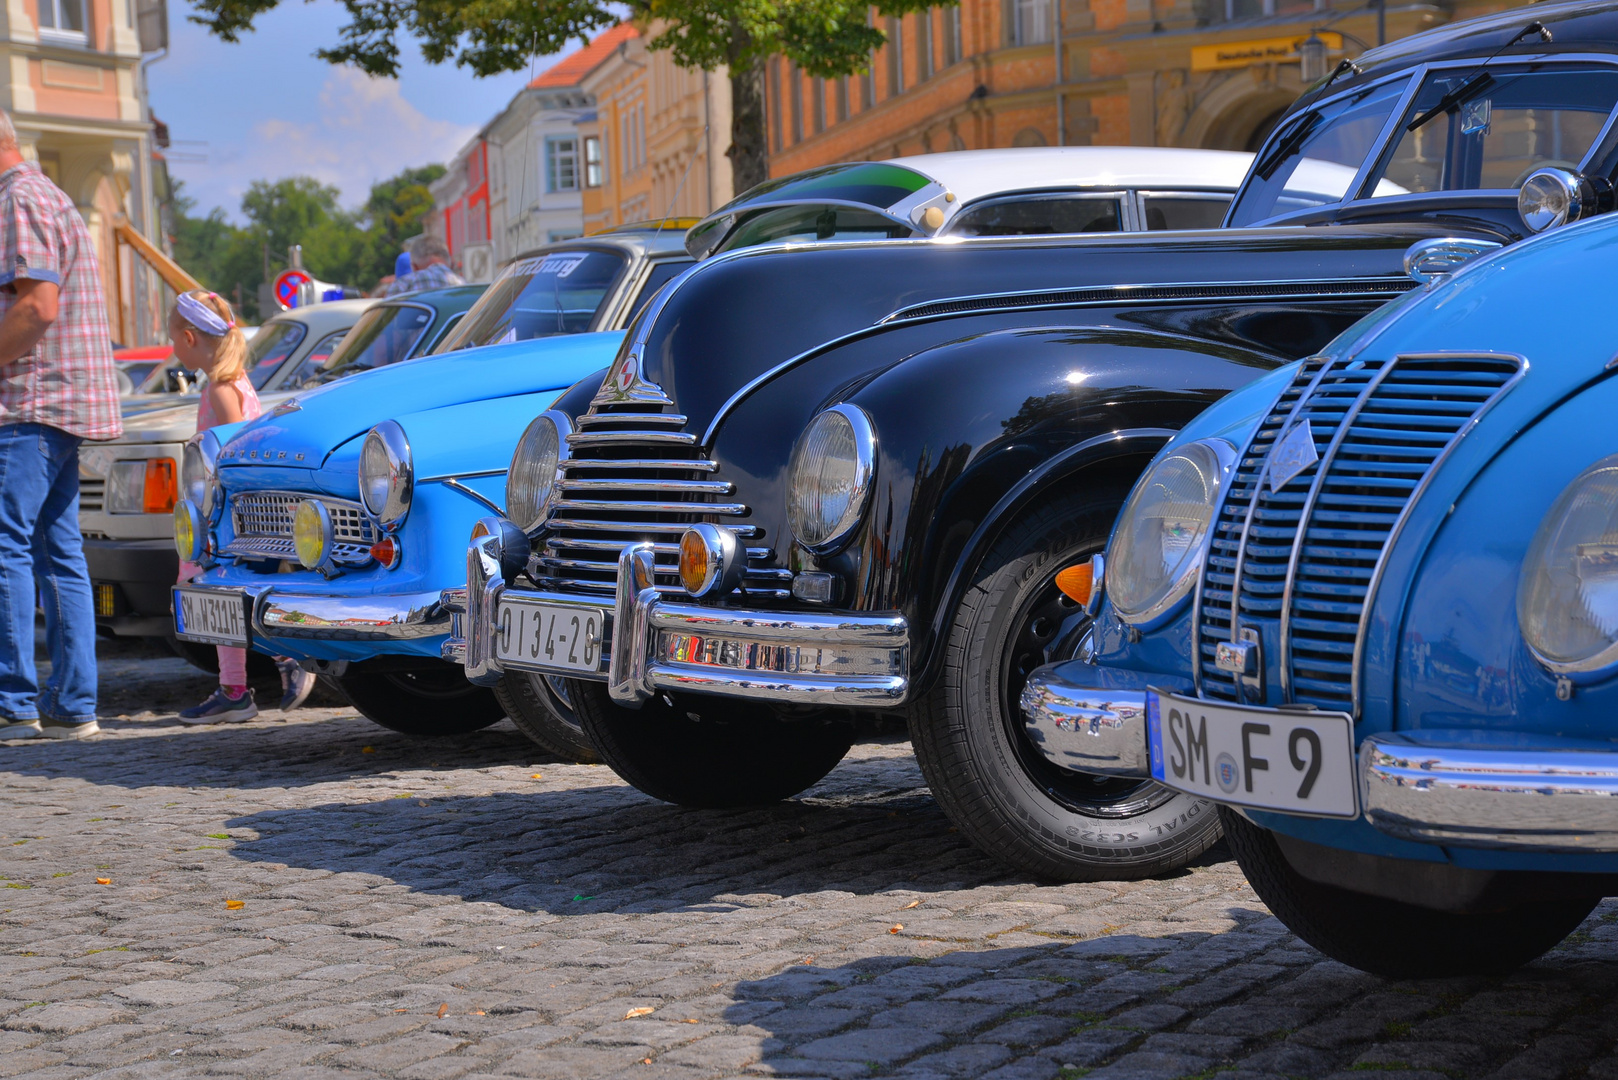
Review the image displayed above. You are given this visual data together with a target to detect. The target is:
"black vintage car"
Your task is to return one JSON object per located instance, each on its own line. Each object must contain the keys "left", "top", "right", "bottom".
{"left": 455, "top": 1, "right": 1618, "bottom": 882}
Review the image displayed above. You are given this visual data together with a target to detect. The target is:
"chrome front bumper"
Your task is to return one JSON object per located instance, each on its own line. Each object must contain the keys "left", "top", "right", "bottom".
{"left": 445, "top": 532, "right": 909, "bottom": 706}
{"left": 1022, "top": 661, "right": 1618, "bottom": 853}
{"left": 176, "top": 582, "right": 451, "bottom": 643}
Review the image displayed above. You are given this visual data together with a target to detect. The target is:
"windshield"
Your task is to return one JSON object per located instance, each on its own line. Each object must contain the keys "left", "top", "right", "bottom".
{"left": 437, "top": 250, "right": 627, "bottom": 351}
{"left": 1227, "top": 79, "right": 1409, "bottom": 227}
{"left": 687, "top": 162, "right": 935, "bottom": 256}
{"left": 296, "top": 304, "right": 433, "bottom": 387}
{"left": 716, "top": 206, "right": 913, "bottom": 253}
{"left": 1369, "top": 65, "right": 1618, "bottom": 196}
{"left": 242, "top": 320, "right": 309, "bottom": 390}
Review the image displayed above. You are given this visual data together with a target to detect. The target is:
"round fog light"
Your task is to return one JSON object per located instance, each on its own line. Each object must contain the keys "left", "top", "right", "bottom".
{"left": 293, "top": 499, "right": 334, "bottom": 569}
{"left": 679, "top": 523, "right": 744, "bottom": 598}
{"left": 173, "top": 499, "right": 204, "bottom": 562}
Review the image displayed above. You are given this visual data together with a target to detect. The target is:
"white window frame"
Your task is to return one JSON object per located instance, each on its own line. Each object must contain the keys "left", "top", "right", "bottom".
{"left": 545, "top": 135, "right": 579, "bottom": 194}
{"left": 38, "top": 0, "right": 88, "bottom": 45}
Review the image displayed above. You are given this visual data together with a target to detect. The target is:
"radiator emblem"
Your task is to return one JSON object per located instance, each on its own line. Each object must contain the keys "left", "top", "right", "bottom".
{"left": 1268, "top": 419, "right": 1318, "bottom": 492}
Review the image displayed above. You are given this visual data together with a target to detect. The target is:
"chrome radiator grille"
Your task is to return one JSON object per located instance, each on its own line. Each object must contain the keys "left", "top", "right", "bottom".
{"left": 538, "top": 405, "right": 786, "bottom": 597}
{"left": 225, "top": 491, "right": 376, "bottom": 565}
{"left": 1198, "top": 353, "right": 1522, "bottom": 711}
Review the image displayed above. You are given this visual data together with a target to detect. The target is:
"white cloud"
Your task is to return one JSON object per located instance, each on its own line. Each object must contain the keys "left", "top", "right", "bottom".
{"left": 173, "top": 68, "right": 476, "bottom": 215}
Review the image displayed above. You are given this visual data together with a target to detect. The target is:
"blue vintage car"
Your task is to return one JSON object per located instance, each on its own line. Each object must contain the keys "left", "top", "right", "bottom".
{"left": 170, "top": 227, "right": 696, "bottom": 754}
{"left": 1021, "top": 207, "right": 1618, "bottom": 977}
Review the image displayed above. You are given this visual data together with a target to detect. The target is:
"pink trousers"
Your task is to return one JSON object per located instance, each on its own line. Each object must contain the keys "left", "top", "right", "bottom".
{"left": 181, "top": 558, "right": 249, "bottom": 689}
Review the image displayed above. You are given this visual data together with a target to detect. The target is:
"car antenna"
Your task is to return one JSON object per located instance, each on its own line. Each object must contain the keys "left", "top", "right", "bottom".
{"left": 1405, "top": 20, "right": 1552, "bottom": 133}
{"left": 656, "top": 124, "right": 707, "bottom": 234}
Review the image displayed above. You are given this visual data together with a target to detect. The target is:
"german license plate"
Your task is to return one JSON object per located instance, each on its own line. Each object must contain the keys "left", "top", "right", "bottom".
{"left": 1146, "top": 689, "right": 1358, "bottom": 818}
{"left": 174, "top": 587, "right": 250, "bottom": 647}
{"left": 494, "top": 598, "right": 605, "bottom": 675}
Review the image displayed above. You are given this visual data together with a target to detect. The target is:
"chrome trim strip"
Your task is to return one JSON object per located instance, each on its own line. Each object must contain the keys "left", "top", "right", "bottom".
{"left": 419, "top": 468, "right": 508, "bottom": 482}
{"left": 1361, "top": 731, "right": 1618, "bottom": 851}
{"left": 256, "top": 589, "right": 449, "bottom": 641}
{"left": 1019, "top": 669, "right": 1151, "bottom": 777}
{"left": 441, "top": 478, "right": 503, "bottom": 516}
{"left": 1349, "top": 351, "right": 1526, "bottom": 714}
{"left": 1277, "top": 357, "right": 1401, "bottom": 703}
{"left": 557, "top": 477, "right": 734, "bottom": 494}
{"left": 563, "top": 458, "right": 720, "bottom": 472}
{"left": 553, "top": 497, "right": 749, "bottom": 516}
{"left": 649, "top": 603, "right": 907, "bottom": 646}
{"left": 566, "top": 430, "right": 698, "bottom": 447}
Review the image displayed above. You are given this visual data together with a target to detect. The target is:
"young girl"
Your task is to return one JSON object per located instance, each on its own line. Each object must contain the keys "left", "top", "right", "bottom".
{"left": 170, "top": 291, "right": 315, "bottom": 723}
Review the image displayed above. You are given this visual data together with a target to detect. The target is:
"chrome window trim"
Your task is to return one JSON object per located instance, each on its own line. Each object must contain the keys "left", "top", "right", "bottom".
{"left": 1348, "top": 351, "right": 1528, "bottom": 714}
{"left": 1112, "top": 438, "right": 1237, "bottom": 630}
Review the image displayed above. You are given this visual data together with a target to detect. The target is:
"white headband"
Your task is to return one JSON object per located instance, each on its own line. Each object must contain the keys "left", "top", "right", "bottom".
{"left": 176, "top": 292, "right": 232, "bottom": 336}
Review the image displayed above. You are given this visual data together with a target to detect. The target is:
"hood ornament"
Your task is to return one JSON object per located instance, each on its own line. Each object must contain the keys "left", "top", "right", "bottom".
{"left": 272, "top": 398, "right": 302, "bottom": 416}
{"left": 592, "top": 349, "right": 674, "bottom": 407}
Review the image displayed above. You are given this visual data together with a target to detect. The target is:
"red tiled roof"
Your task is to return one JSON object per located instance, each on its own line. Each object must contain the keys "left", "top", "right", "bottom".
{"left": 529, "top": 24, "right": 639, "bottom": 89}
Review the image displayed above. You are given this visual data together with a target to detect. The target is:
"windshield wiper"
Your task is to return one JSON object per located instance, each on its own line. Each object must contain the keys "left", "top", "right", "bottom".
{"left": 1254, "top": 113, "right": 1323, "bottom": 181}
{"left": 1405, "top": 20, "right": 1552, "bottom": 133}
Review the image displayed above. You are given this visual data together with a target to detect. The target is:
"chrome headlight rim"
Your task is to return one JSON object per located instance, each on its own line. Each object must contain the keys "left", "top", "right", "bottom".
{"left": 359, "top": 420, "right": 413, "bottom": 531}
{"left": 1518, "top": 166, "right": 1595, "bottom": 234}
{"left": 506, "top": 410, "right": 573, "bottom": 535}
{"left": 181, "top": 430, "right": 223, "bottom": 517}
{"left": 1518, "top": 453, "right": 1618, "bottom": 681}
{"left": 1107, "top": 437, "right": 1238, "bottom": 630}
{"left": 293, "top": 498, "right": 336, "bottom": 571}
{"left": 787, "top": 403, "right": 877, "bottom": 555}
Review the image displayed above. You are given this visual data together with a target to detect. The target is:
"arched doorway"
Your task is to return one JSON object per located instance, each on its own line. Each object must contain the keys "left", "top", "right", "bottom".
{"left": 1182, "top": 69, "right": 1304, "bottom": 153}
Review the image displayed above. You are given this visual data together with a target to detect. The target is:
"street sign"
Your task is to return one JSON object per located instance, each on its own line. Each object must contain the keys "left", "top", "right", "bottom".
{"left": 272, "top": 269, "right": 313, "bottom": 310}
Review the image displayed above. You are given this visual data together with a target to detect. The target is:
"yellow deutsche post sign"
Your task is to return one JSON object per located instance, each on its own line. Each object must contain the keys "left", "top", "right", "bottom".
{"left": 1191, "top": 32, "right": 1343, "bottom": 72}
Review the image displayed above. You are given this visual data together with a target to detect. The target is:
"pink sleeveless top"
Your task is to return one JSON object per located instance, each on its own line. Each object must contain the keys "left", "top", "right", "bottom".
{"left": 196, "top": 375, "right": 262, "bottom": 432}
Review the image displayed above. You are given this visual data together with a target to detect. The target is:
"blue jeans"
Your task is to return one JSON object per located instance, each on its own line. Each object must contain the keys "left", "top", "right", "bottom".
{"left": 0, "top": 422, "right": 96, "bottom": 723}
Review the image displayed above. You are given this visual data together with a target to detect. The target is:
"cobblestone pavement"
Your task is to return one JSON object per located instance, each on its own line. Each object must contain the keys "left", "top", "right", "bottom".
{"left": 6, "top": 643, "right": 1618, "bottom": 1080}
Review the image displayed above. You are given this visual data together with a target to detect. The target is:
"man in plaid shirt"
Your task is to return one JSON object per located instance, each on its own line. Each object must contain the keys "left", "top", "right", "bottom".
{"left": 0, "top": 108, "right": 121, "bottom": 740}
{"left": 385, "top": 235, "right": 464, "bottom": 296}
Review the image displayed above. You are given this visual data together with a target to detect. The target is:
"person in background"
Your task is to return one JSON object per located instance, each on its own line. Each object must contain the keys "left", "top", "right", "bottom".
{"left": 169, "top": 290, "right": 317, "bottom": 724}
{"left": 0, "top": 107, "right": 122, "bottom": 740}
{"left": 385, "top": 236, "right": 462, "bottom": 296}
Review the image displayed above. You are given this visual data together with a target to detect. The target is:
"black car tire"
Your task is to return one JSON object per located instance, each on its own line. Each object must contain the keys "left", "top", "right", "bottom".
{"left": 570, "top": 679, "right": 854, "bottom": 807}
{"left": 493, "top": 672, "right": 600, "bottom": 763}
{"left": 911, "top": 485, "right": 1222, "bottom": 882}
{"left": 334, "top": 660, "right": 506, "bottom": 737}
{"left": 1221, "top": 807, "right": 1599, "bottom": 978}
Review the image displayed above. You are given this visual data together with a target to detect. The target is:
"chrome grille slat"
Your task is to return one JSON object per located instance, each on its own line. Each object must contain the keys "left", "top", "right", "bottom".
{"left": 227, "top": 491, "right": 376, "bottom": 566}
{"left": 557, "top": 478, "right": 735, "bottom": 495}
{"left": 566, "top": 430, "right": 697, "bottom": 447}
{"left": 1195, "top": 353, "right": 1522, "bottom": 711}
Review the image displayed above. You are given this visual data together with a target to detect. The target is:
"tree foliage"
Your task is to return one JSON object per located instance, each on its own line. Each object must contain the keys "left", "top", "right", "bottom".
{"left": 167, "top": 164, "right": 445, "bottom": 322}
{"left": 188, "top": 0, "right": 946, "bottom": 191}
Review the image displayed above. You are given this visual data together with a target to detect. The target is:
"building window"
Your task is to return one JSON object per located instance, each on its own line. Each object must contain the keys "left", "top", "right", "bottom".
{"left": 466, "top": 148, "right": 484, "bottom": 189}
{"left": 790, "top": 65, "right": 802, "bottom": 142}
{"left": 1203, "top": 0, "right": 1314, "bottom": 21}
{"left": 944, "top": 7, "right": 963, "bottom": 65}
{"left": 916, "top": 11, "right": 934, "bottom": 82}
{"left": 836, "top": 77, "right": 849, "bottom": 122}
{"left": 770, "top": 60, "right": 782, "bottom": 151}
{"left": 583, "top": 136, "right": 603, "bottom": 188}
{"left": 887, "top": 18, "right": 904, "bottom": 96}
{"left": 545, "top": 136, "right": 579, "bottom": 193}
{"left": 38, "top": 0, "right": 86, "bottom": 43}
{"left": 1014, "top": 0, "right": 1054, "bottom": 45}
{"left": 813, "top": 78, "right": 826, "bottom": 133}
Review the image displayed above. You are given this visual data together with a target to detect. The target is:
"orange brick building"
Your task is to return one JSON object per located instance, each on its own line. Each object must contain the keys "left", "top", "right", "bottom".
{"left": 765, "top": 0, "right": 1519, "bottom": 176}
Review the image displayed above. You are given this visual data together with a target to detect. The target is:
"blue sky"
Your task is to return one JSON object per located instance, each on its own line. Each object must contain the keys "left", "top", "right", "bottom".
{"left": 149, "top": 1, "right": 581, "bottom": 220}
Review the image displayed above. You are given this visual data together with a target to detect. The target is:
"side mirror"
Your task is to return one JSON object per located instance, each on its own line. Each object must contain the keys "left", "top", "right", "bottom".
{"left": 1519, "top": 167, "right": 1614, "bottom": 234}
{"left": 1403, "top": 237, "right": 1502, "bottom": 284}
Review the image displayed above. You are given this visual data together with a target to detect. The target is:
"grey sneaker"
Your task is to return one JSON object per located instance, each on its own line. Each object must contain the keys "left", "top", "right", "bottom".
{"left": 179, "top": 689, "right": 257, "bottom": 725}
{"left": 38, "top": 718, "right": 99, "bottom": 739}
{"left": 277, "top": 658, "right": 316, "bottom": 712}
{"left": 0, "top": 717, "right": 42, "bottom": 739}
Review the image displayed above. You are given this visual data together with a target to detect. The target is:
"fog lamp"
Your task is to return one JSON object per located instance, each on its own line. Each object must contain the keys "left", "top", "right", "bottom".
{"left": 293, "top": 499, "right": 334, "bottom": 570}
{"left": 173, "top": 499, "right": 204, "bottom": 562}
{"left": 678, "top": 523, "right": 744, "bottom": 598}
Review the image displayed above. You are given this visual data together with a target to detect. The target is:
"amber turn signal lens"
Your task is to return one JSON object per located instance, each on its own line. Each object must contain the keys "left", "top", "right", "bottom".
{"left": 371, "top": 536, "right": 398, "bottom": 567}
{"left": 1055, "top": 562, "right": 1094, "bottom": 605}
{"left": 143, "top": 458, "right": 177, "bottom": 514}
{"left": 678, "top": 530, "right": 710, "bottom": 594}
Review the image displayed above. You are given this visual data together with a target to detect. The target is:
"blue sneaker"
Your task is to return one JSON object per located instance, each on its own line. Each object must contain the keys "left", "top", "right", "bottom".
{"left": 179, "top": 688, "right": 258, "bottom": 725}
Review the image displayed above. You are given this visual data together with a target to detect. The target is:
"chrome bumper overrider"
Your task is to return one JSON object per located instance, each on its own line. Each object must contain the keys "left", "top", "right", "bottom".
{"left": 448, "top": 531, "right": 909, "bottom": 705}
{"left": 1022, "top": 662, "right": 1618, "bottom": 852}
{"left": 179, "top": 583, "right": 451, "bottom": 642}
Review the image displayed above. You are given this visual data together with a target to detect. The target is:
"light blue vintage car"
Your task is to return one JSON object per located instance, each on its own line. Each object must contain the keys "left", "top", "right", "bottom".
{"left": 170, "top": 227, "right": 695, "bottom": 755}
{"left": 1021, "top": 208, "right": 1618, "bottom": 978}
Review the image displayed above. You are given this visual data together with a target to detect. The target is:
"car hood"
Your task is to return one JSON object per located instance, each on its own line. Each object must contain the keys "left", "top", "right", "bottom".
{"left": 220, "top": 331, "right": 624, "bottom": 469}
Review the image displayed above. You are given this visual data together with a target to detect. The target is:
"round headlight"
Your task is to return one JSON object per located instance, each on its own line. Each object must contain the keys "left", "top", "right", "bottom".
{"left": 1518, "top": 455, "right": 1618, "bottom": 677}
{"left": 787, "top": 404, "right": 876, "bottom": 553}
{"left": 358, "top": 420, "right": 412, "bottom": 530}
{"left": 1519, "top": 167, "right": 1584, "bottom": 234}
{"left": 293, "top": 499, "right": 334, "bottom": 570}
{"left": 506, "top": 410, "right": 572, "bottom": 533}
{"left": 173, "top": 499, "right": 203, "bottom": 562}
{"left": 1107, "top": 439, "right": 1236, "bottom": 627}
{"left": 181, "top": 430, "right": 221, "bottom": 516}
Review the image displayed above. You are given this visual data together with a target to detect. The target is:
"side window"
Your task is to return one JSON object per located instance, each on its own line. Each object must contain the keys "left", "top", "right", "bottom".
{"left": 626, "top": 260, "right": 692, "bottom": 323}
{"left": 282, "top": 331, "right": 350, "bottom": 388}
{"left": 427, "top": 313, "right": 466, "bottom": 353}
{"left": 1141, "top": 194, "right": 1233, "bottom": 231}
{"left": 948, "top": 196, "right": 1122, "bottom": 237}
